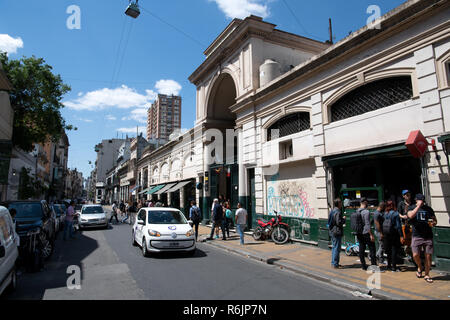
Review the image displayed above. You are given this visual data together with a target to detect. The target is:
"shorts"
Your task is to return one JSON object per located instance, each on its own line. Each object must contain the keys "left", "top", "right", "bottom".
{"left": 411, "top": 237, "right": 433, "bottom": 255}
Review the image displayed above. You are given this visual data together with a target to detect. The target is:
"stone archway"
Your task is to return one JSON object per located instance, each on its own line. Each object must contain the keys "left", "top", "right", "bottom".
{"left": 207, "top": 72, "right": 237, "bottom": 123}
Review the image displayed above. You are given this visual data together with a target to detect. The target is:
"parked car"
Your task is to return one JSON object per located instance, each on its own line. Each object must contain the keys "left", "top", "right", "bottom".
{"left": 52, "top": 204, "right": 66, "bottom": 231}
{"left": 0, "top": 206, "right": 19, "bottom": 296}
{"left": 1, "top": 201, "right": 56, "bottom": 262}
{"left": 79, "top": 205, "right": 108, "bottom": 230}
{"left": 132, "top": 208, "right": 196, "bottom": 257}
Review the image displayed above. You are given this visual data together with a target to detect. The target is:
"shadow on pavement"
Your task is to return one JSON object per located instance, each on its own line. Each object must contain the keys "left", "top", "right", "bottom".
{"left": 1, "top": 228, "right": 100, "bottom": 300}
{"left": 146, "top": 248, "right": 207, "bottom": 260}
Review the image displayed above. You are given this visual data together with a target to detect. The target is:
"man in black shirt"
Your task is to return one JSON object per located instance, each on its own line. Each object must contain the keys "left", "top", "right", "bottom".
{"left": 407, "top": 194, "right": 437, "bottom": 283}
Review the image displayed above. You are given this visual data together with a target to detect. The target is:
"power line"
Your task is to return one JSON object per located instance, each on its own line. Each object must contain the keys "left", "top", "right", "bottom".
{"left": 110, "top": 14, "right": 128, "bottom": 88}
{"left": 113, "top": 19, "right": 135, "bottom": 87}
{"left": 139, "top": 5, "right": 206, "bottom": 48}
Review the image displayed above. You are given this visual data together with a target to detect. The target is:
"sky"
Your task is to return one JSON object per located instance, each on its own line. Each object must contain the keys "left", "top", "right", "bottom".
{"left": 0, "top": 0, "right": 405, "bottom": 179}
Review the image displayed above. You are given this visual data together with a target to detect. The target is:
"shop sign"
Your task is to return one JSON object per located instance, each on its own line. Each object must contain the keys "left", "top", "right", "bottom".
{"left": 406, "top": 130, "right": 428, "bottom": 158}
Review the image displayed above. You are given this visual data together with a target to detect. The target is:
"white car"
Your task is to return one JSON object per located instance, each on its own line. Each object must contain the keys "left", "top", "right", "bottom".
{"left": 79, "top": 205, "right": 108, "bottom": 230}
{"left": 0, "top": 206, "right": 19, "bottom": 296}
{"left": 132, "top": 208, "right": 196, "bottom": 257}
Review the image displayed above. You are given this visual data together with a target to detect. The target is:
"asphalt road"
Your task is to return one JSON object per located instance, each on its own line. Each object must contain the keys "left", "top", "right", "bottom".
{"left": 2, "top": 222, "right": 361, "bottom": 300}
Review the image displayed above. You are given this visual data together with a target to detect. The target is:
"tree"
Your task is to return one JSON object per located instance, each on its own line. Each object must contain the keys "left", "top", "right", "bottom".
{"left": 18, "top": 167, "right": 48, "bottom": 200}
{"left": 0, "top": 52, "right": 76, "bottom": 152}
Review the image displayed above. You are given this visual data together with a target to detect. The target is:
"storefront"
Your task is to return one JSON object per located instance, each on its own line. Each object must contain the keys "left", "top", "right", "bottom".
{"left": 323, "top": 143, "right": 424, "bottom": 244}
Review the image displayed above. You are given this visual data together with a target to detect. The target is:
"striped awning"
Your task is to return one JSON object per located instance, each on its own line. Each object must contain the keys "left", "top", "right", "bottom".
{"left": 166, "top": 180, "right": 192, "bottom": 193}
{"left": 154, "top": 183, "right": 177, "bottom": 195}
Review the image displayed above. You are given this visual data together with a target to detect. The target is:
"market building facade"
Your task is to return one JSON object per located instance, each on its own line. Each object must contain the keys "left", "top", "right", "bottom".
{"left": 136, "top": 0, "right": 450, "bottom": 270}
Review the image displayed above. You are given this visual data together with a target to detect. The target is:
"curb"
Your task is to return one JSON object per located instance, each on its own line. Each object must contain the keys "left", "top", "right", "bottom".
{"left": 202, "top": 237, "right": 402, "bottom": 300}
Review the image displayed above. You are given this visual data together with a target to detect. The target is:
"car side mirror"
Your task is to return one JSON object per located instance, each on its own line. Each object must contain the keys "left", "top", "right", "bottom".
{"left": 137, "top": 220, "right": 145, "bottom": 225}
{"left": 0, "top": 245, "right": 5, "bottom": 258}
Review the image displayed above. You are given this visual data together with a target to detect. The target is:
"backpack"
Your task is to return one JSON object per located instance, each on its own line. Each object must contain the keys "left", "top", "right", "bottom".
{"left": 191, "top": 207, "right": 201, "bottom": 222}
{"left": 350, "top": 209, "right": 364, "bottom": 234}
{"left": 329, "top": 210, "right": 343, "bottom": 237}
{"left": 382, "top": 211, "right": 396, "bottom": 235}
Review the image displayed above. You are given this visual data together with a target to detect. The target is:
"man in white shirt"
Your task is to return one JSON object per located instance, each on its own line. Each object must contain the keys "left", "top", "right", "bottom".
{"left": 235, "top": 202, "right": 248, "bottom": 245}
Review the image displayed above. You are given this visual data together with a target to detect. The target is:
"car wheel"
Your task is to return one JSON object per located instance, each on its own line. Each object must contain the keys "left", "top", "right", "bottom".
{"left": 39, "top": 233, "right": 54, "bottom": 260}
{"left": 6, "top": 268, "right": 17, "bottom": 293}
{"left": 132, "top": 231, "right": 138, "bottom": 246}
{"left": 142, "top": 238, "right": 150, "bottom": 257}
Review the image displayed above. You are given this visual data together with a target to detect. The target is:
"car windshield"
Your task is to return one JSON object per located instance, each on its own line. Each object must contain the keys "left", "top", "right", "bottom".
{"left": 6, "top": 203, "right": 42, "bottom": 219}
{"left": 82, "top": 206, "right": 104, "bottom": 214}
{"left": 148, "top": 210, "right": 187, "bottom": 225}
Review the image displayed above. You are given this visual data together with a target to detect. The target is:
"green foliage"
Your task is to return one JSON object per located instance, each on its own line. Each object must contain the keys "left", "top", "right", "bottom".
{"left": 18, "top": 167, "right": 48, "bottom": 200}
{"left": 0, "top": 52, "right": 75, "bottom": 151}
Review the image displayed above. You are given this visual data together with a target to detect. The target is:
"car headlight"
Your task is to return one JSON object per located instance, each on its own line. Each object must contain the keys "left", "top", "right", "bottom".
{"left": 186, "top": 229, "right": 195, "bottom": 237}
{"left": 148, "top": 230, "right": 161, "bottom": 237}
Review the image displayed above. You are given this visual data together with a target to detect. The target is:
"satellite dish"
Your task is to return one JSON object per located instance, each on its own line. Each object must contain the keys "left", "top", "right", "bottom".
{"left": 125, "top": 0, "right": 140, "bottom": 18}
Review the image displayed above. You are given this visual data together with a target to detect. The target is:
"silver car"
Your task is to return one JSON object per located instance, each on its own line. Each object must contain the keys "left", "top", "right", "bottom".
{"left": 0, "top": 206, "right": 19, "bottom": 295}
{"left": 79, "top": 205, "right": 108, "bottom": 230}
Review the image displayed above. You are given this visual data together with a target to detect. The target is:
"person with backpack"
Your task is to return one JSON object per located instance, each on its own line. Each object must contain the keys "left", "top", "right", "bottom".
{"left": 382, "top": 200, "right": 403, "bottom": 272}
{"left": 407, "top": 194, "right": 437, "bottom": 283}
{"left": 328, "top": 198, "right": 345, "bottom": 269}
{"left": 351, "top": 198, "right": 377, "bottom": 271}
{"left": 373, "top": 201, "right": 386, "bottom": 265}
{"left": 189, "top": 200, "right": 202, "bottom": 241}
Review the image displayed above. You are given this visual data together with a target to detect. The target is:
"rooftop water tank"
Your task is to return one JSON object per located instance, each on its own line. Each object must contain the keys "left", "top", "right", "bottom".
{"left": 259, "top": 59, "right": 281, "bottom": 87}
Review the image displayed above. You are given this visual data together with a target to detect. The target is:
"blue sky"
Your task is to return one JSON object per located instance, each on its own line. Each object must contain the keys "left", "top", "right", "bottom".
{"left": 0, "top": 0, "right": 405, "bottom": 178}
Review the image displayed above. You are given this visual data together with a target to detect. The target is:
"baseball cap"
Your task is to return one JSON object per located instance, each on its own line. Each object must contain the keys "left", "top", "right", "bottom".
{"left": 402, "top": 190, "right": 410, "bottom": 196}
{"left": 415, "top": 194, "right": 425, "bottom": 201}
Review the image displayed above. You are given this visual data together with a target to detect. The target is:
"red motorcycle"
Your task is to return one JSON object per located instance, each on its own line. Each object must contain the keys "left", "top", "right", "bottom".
{"left": 253, "top": 211, "right": 290, "bottom": 245}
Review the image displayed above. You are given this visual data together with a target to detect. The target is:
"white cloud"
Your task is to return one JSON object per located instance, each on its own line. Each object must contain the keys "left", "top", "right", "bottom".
{"left": 0, "top": 34, "right": 24, "bottom": 55}
{"left": 117, "top": 127, "right": 146, "bottom": 135}
{"left": 75, "top": 117, "right": 93, "bottom": 123}
{"left": 106, "top": 115, "right": 117, "bottom": 121}
{"left": 122, "top": 108, "right": 148, "bottom": 124}
{"left": 64, "top": 85, "right": 157, "bottom": 111}
{"left": 155, "top": 79, "right": 182, "bottom": 96}
{"left": 210, "top": 0, "right": 270, "bottom": 19}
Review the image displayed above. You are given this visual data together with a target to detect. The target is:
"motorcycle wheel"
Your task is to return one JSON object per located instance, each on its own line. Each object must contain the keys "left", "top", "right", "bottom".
{"left": 271, "top": 227, "right": 289, "bottom": 245}
{"left": 253, "top": 226, "right": 264, "bottom": 241}
{"left": 345, "top": 245, "right": 353, "bottom": 256}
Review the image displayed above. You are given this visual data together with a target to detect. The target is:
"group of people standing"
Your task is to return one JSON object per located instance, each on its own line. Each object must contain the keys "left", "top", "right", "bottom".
{"left": 328, "top": 190, "right": 437, "bottom": 283}
{"left": 188, "top": 196, "right": 247, "bottom": 245}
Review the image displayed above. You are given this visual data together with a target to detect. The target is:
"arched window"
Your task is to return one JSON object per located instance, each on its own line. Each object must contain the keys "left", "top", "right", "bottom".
{"left": 267, "top": 112, "right": 310, "bottom": 141}
{"left": 330, "top": 76, "right": 413, "bottom": 122}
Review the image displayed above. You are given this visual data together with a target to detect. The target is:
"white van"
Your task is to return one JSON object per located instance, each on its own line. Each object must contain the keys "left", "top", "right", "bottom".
{"left": 0, "top": 206, "right": 19, "bottom": 296}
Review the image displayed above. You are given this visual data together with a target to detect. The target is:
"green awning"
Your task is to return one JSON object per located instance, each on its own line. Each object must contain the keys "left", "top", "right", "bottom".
{"left": 323, "top": 144, "right": 409, "bottom": 167}
{"left": 438, "top": 134, "right": 450, "bottom": 143}
{"left": 147, "top": 184, "right": 165, "bottom": 195}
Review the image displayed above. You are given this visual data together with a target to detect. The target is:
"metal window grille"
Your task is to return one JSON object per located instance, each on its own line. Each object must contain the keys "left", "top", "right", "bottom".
{"left": 331, "top": 76, "right": 413, "bottom": 122}
{"left": 267, "top": 112, "right": 310, "bottom": 141}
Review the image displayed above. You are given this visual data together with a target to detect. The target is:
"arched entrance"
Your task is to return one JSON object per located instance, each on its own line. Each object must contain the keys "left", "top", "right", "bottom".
{"left": 203, "top": 73, "right": 239, "bottom": 219}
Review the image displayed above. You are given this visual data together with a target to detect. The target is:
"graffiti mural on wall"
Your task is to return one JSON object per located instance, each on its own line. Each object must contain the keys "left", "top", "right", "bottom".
{"left": 267, "top": 174, "right": 315, "bottom": 219}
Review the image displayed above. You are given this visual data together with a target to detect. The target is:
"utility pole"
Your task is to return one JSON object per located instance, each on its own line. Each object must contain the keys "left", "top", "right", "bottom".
{"left": 328, "top": 18, "right": 333, "bottom": 44}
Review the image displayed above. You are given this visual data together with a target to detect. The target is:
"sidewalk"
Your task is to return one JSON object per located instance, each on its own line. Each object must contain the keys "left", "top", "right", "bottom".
{"left": 198, "top": 225, "right": 450, "bottom": 300}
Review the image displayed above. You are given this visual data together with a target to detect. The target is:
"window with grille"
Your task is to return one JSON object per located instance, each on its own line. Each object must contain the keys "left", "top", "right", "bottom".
{"left": 330, "top": 76, "right": 413, "bottom": 122}
{"left": 267, "top": 112, "right": 310, "bottom": 141}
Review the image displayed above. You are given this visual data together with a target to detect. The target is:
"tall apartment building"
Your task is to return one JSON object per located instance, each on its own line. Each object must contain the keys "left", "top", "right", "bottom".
{"left": 147, "top": 94, "right": 181, "bottom": 142}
